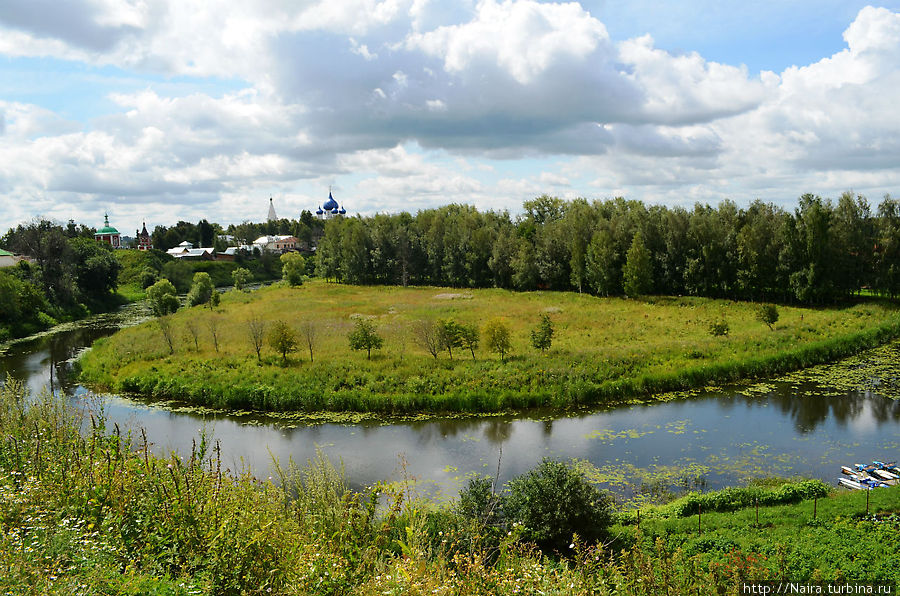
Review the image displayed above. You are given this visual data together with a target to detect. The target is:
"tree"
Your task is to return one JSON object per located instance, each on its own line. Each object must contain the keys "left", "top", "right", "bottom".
{"left": 281, "top": 252, "right": 306, "bottom": 286}
{"left": 437, "top": 319, "right": 463, "bottom": 360}
{"left": 147, "top": 279, "right": 179, "bottom": 317}
{"left": 505, "top": 459, "right": 613, "bottom": 554}
{"left": 247, "top": 316, "right": 266, "bottom": 362}
{"left": 756, "top": 303, "right": 779, "bottom": 330}
{"left": 158, "top": 315, "right": 176, "bottom": 354}
{"left": 187, "top": 272, "right": 214, "bottom": 307}
{"left": 161, "top": 260, "right": 193, "bottom": 293}
{"left": 413, "top": 319, "right": 441, "bottom": 359}
{"left": 530, "top": 314, "right": 554, "bottom": 353}
{"left": 185, "top": 319, "right": 200, "bottom": 350}
{"left": 232, "top": 267, "right": 252, "bottom": 291}
{"left": 299, "top": 320, "right": 318, "bottom": 362}
{"left": 348, "top": 319, "right": 383, "bottom": 360}
{"left": 268, "top": 320, "right": 298, "bottom": 364}
{"left": 623, "top": 231, "right": 653, "bottom": 298}
{"left": 207, "top": 314, "right": 222, "bottom": 353}
{"left": 68, "top": 237, "right": 121, "bottom": 301}
{"left": 458, "top": 323, "right": 479, "bottom": 360}
{"left": 585, "top": 228, "right": 618, "bottom": 296}
{"left": 483, "top": 319, "right": 512, "bottom": 362}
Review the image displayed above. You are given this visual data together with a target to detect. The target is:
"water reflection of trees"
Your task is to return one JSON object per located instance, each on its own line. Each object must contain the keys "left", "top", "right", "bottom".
{"left": 754, "top": 386, "right": 900, "bottom": 433}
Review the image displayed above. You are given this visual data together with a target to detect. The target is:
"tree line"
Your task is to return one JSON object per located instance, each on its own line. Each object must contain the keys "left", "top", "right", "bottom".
{"left": 315, "top": 192, "right": 900, "bottom": 303}
{"left": 0, "top": 220, "right": 123, "bottom": 340}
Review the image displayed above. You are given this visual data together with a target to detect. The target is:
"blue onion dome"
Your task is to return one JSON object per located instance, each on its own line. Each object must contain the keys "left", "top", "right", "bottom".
{"left": 323, "top": 191, "right": 339, "bottom": 211}
{"left": 316, "top": 206, "right": 324, "bottom": 215}
{"left": 339, "top": 205, "right": 346, "bottom": 215}
{"left": 331, "top": 207, "right": 339, "bottom": 214}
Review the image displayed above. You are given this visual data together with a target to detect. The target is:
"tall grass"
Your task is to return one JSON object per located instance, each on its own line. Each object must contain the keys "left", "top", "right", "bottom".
{"left": 78, "top": 281, "right": 900, "bottom": 414}
{"left": 2, "top": 380, "right": 899, "bottom": 593}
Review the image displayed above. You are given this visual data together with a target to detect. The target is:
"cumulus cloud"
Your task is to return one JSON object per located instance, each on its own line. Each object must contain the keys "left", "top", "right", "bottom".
{"left": 0, "top": 2, "right": 898, "bottom": 232}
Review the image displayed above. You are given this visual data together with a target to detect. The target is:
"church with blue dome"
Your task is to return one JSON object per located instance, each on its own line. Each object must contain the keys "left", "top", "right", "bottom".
{"left": 316, "top": 189, "right": 347, "bottom": 220}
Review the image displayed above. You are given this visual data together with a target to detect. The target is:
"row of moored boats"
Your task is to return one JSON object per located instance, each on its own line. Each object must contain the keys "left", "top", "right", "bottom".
{"left": 839, "top": 461, "right": 898, "bottom": 490}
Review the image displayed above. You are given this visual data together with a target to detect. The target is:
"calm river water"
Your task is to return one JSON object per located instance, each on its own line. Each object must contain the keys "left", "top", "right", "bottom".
{"left": 2, "top": 302, "right": 899, "bottom": 503}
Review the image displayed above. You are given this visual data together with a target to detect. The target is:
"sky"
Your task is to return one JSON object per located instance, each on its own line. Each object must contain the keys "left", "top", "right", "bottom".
{"left": 1, "top": 0, "right": 900, "bottom": 236}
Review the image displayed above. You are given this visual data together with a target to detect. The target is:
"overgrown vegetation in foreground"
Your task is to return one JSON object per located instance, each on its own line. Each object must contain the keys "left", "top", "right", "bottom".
{"left": 79, "top": 281, "right": 900, "bottom": 414}
{"left": 1, "top": 381, "right": 898, "bottom": 595}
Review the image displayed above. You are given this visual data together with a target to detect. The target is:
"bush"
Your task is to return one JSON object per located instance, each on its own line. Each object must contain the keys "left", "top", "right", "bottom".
{"left": 281, "top": 253, "right": 306, "bottom": 286}
{"left": 708, "top": 318, "right": 729, "bottom": 337}
{"left": 504, "top": 459, "right": 613, "bottom": 554}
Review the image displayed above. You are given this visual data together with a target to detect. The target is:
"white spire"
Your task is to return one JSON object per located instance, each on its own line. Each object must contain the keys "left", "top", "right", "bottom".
{"left": 267, "top": 196, "right": 277, "bottom": 221}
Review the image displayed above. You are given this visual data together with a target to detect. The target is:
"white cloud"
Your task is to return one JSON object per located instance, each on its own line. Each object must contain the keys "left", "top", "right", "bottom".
{"left": 0, "top": 2, "right": 899, "bottom": 233}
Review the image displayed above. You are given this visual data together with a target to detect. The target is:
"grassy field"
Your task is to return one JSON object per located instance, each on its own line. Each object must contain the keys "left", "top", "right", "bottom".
{"left": 78, "top": 279, "right": 900, "bottom": 414}
{"left": 2, "top": 380, "right": 898, "bottom": 594}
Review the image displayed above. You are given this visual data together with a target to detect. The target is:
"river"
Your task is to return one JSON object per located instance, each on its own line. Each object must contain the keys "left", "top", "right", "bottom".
{"left": 2, "top": 301, "right": 899, "bottom": 504}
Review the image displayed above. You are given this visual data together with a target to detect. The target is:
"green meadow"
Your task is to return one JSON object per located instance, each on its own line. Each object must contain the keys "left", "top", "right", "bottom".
{"left": 78, "top": 280, "right": 900, "bottom": 415}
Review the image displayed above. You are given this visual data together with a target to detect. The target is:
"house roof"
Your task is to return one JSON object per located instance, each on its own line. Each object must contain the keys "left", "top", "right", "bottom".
{"left": 0, "top": 249, "right": 13, "bottom": 257}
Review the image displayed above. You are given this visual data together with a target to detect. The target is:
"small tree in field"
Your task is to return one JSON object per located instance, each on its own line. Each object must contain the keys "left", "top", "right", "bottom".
{"left": 757, "top": 303, "right": 779, "bottom": 330}
{"left": 530, "top": 314, "right": 554, "bottom": 353}
{"left": 158, "top": 315, "right": 176, "bottom": 354}
{"left": 483, "top": 319, "right": 512, "bottom": 362}
{"left": 348, "top": 319, "right": 383, "bottom": 360}
{"left": 268, "top": 320, "right": 298, "bottom": 365}
{"left": 458, "top": 323, "right": 479, "bottom": 360}
{"left": 232, "top": 267, "right": 252, "bottom": 292}
{"left": 414, "top": 319, "right": 441, "bottom": 359}
{"left": 299, "top": 320, "right": 318, "bottom": 362}
{"left": 437, "top": 319, "right": 463, "bottom": 360}
{"left": 247, "top": 316, "right": 266, "bottom": 362}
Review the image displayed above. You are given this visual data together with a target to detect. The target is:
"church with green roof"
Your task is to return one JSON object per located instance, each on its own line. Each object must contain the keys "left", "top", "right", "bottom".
{"left": 94, "top": 213, "right": 122, "bottom": 248}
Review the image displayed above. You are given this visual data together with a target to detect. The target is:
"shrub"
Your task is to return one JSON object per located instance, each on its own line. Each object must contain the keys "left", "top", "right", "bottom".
{"left": 708, "top": 318, "right": 729, "bottom": 337}
{"left": 504, "top": 459, "right": 613, "bottom": 554}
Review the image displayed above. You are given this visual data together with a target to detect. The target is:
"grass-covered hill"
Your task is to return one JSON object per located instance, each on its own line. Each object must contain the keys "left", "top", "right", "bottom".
{"left": 78, "top": 280, "right": 900, "bottom": 415}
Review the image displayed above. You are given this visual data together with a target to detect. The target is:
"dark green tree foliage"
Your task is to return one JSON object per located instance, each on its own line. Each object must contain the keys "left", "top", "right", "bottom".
{"left": 876, "top": 194, "right": 900, "bottom": 299}
{"left": 585, "top": 226, "right": 618, "bottom": 296}
{"left": 791, "top": 194, "right": 836, "bottom": 304}
{"left": 530, "top": 314, "right": 554, "bottom": 353}
{"left": 187, "top": 272, "right": 214, "bottom": 307}
{"left": 161, "top": 260, "right": 193, "bottom": 293}
{"left": 623, "top": 231, "right": 653, "bottom": 298}
{"left": 68, "top": 237, "right": 122, "bottom": 301}
{"left": 348, "top": 319, "right": 383, "bottom": 360}
{"left": 146, "top": 279, "right": 179, "bottom": 317}
{"left": 504, "top": 459, "right": 613, "bottom": 554}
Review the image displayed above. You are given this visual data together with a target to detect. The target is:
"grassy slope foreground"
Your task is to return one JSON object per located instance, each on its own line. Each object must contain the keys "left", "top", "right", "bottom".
{"left": 1, "top": 381, "right": 898, "bottom": 595}
{"left": 79, "top": 280, "right": 900, "bottom": 414}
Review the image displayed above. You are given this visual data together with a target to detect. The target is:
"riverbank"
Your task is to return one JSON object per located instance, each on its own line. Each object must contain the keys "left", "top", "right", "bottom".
{"left": 1, "top": 380, "right": 898, "bottom": 594}
{"left": 77, "top": 281, "right": 900, "bottom": 415}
